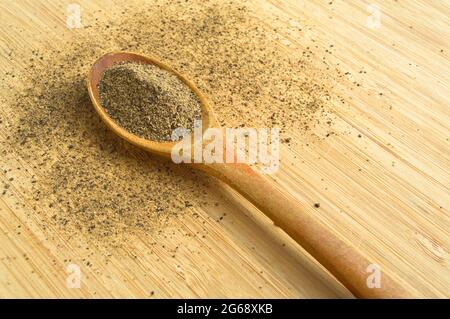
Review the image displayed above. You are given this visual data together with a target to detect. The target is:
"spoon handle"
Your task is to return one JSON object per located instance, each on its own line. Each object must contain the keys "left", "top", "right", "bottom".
{"left": 196, "top": 162, "right": 413, "bottom": 298}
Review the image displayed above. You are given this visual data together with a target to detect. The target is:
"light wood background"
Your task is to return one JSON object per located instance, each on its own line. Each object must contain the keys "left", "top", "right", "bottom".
{"left": 0, "top": 0, "right": 448, "bottom": 298}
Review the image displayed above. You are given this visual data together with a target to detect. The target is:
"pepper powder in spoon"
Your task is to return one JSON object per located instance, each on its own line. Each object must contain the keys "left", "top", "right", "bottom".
{"left": 98, "top": 62, "right": 201, "bottom": 142}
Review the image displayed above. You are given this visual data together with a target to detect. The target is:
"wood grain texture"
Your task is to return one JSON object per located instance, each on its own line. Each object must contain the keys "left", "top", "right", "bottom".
{"left": 0, "top": 0, "right": 448, "bottom": 298}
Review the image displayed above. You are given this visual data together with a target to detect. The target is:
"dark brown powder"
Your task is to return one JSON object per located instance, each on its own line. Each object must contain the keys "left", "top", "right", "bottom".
{"left": 98, "top": 62, "right": 201, "bottom": 141}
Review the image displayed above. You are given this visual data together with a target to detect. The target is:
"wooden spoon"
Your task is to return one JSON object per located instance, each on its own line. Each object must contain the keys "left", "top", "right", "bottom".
{"left": 87, "top": 51, "right": 412, "bottom": 298}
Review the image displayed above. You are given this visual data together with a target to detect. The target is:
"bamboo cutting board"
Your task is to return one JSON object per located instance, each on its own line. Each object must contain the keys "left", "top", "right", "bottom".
{"left": 0, "top": 0, "right": 448, "bottom": 298}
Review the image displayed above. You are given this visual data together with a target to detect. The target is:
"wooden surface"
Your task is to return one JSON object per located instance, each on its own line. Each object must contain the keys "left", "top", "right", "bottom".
{"left": 0, "top": 0, "right": 448, "bottom": 298}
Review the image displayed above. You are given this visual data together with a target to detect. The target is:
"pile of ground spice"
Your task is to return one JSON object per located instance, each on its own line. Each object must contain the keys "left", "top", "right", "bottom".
{"left": 98, "top": 62, "right": 201, "bottom": 141}
{"left": 0, "top": 0, "right": 337, "bottom": 251}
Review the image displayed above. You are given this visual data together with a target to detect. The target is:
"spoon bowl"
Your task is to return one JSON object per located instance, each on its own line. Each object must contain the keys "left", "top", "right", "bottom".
{"left": 87, "top": 51, "right": 217, "bottom": 158}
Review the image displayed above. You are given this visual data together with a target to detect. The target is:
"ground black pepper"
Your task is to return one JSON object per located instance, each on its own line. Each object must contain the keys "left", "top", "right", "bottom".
{"left": 99, "top": 62, "right": 201, "bottom": 142}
